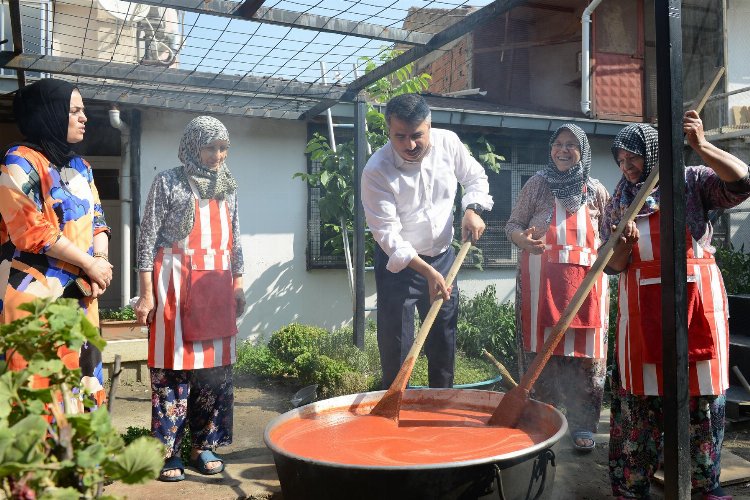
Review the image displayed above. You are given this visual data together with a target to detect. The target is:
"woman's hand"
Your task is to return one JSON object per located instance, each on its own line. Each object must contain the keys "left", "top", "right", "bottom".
{"left": 91, "top": 281, "right": 106, "bottom": 299}
{"left": 606, "top": 221, "right": 640, "bottom": 274}
{"left": 683, "top": 110, "right": 706, "bottom": 151}
{"left": 234, "top": 287, "right": 246, "bottom": 318}
{"left": 135, "top": 292, "right": 156, "bottom": 326}
{"left": 617, "top": 221, "right": 640, "bottom": 246}
{"left": 513, "top": 227, "right": 545, "bottom": 254}
{"left": 83, "top": 255, "right": 113, "bottom": 289}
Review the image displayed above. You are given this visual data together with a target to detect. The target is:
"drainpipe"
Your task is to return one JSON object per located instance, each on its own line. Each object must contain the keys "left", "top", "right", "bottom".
{"left": 108, "top": 107, "right": 131, "bottom": 307}
{"left": 581, "top": 0, "right": 604, "bottom": 117}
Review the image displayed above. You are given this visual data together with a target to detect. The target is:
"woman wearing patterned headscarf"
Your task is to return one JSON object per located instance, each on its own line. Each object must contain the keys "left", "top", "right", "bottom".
{"left": 603, "top": 111, "right": 750, "bottom": 500}
{"left": 505, "top": 124, "right": 610, "bottom": 452}
{"left": 135, "top": 116, "right": 245, "bottom": 482}
{"left": 0, "top": 78, "right": 113, "bottom": 410}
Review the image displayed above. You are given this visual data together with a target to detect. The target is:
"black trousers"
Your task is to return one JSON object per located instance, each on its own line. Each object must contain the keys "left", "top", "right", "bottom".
{"left": 374, "top": 244, "right": 458, "bottom": 389}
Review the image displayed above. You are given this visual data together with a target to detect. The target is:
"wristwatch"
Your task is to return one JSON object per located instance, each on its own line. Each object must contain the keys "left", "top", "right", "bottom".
{"left": 466, "top": 203, "right": 484, "bottom": 216}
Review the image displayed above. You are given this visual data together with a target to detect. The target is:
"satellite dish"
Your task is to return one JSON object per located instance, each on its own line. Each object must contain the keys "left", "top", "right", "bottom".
{"left": 96, "top": 0, "right": 149, "bottom": 22}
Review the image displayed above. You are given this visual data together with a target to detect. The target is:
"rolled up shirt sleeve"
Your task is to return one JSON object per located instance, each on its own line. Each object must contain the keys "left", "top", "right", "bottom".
{"left": 361, "top": 167, "right": 417, "bottom": 273}
{"left": 0, "top": 155, "right": 62, "bottom": 254}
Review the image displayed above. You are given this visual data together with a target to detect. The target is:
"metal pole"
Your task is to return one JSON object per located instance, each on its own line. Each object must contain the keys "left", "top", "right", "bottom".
{"left": 654, "top": 1, "right": 691, "bottom": 497}
{"left": 352, "top": 98, "right": 367, "bottom": 349}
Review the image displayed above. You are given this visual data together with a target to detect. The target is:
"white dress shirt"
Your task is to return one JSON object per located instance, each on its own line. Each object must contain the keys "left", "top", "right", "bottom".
{"left": 361, "top": 128, "right": 494, "bottom": 273}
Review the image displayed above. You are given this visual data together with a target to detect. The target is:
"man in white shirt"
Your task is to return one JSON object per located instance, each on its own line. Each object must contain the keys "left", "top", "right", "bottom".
{"left": 361, "top": 93, "right": 494, "bottom": 389}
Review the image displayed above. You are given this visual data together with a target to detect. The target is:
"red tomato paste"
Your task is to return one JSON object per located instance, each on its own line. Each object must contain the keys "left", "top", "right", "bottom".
{"left": 269, "top": 404, "right": 546, "bottom": 467}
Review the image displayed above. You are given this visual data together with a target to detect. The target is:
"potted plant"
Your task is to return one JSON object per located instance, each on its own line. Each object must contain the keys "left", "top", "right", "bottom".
{"left": 99, "top": 305, "right": 146, "bottom": 340}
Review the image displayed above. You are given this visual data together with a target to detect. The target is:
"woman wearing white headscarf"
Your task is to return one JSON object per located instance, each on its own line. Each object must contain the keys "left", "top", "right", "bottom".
{"left": 505, "top": 123, "right": 610, "bottom": 452}
{"left": 135, "top": 116, "right": 245, "bottom": 482}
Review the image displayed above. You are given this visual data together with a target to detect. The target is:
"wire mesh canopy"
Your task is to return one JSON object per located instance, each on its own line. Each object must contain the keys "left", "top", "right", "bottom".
{"left": 0, "top": 0, "right": 521, "bottom": 118}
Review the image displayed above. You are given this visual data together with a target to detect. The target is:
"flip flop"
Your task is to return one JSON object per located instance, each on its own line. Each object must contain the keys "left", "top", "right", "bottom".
{"left": 190, "top": 450, "right": 225, "bottom": 475}
{"left": 158, "top": 456, "right": 185, "bottom": 482}
{"left": 571, "top": 430, "right": 596, "bottom": 452}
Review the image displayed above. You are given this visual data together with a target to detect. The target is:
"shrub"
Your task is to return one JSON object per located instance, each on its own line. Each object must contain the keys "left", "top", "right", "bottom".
{"left": 715, "top": 243, "right": 750, "bottom": 294}
{"left": 235, "top": 341, "right": 287, "bottom": 378}
{"left": 294, "top": 352, "right": 350, "bottom": 398}
{"left": 267, "top": 323, "right": 327, "bottom": 365}
{"left": 456, "top": 285, "right": 518, "bottom": 380}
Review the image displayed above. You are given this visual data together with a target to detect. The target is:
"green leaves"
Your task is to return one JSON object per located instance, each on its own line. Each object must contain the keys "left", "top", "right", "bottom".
{"left": 0, "top": 298, "right": 162, "bottom": 496}
{"left": 104, "top": 437, "right": 164, "bottom": 485}
{"left": 715, "top": 243, "right": 750, "bottom": 294}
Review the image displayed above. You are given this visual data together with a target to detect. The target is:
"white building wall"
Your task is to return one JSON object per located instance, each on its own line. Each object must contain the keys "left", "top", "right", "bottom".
{"left": 727, "top": 0, "right": 750, "bottom": 112}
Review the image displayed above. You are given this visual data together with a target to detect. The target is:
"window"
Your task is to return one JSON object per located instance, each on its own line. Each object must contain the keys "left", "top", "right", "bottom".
{"left": 454, "top": 133, "right": 546, "bottom": 268}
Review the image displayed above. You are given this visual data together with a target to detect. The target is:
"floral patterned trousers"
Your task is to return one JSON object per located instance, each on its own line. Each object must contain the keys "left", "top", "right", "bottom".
{"left": 608, "top": 366, "right": 725, "bottom": 498}
{"left": 150, "top": 366, "right": 234, "bottom": 458}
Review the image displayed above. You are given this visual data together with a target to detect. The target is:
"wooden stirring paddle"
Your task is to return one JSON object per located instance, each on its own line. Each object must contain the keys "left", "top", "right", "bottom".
{"left": 488, "top": 166, "right": 659, "bottom": 427}
{"left": 370, "top": 240, "right": 473, "bottom": 422}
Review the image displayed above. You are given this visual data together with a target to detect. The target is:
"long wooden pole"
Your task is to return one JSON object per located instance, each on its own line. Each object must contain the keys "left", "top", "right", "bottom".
{"left": 370, "top": 241, "right": 472, "bottom": 421}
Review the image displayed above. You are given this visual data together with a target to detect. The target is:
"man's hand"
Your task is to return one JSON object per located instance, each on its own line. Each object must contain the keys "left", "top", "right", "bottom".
{"left": 462, "top": 209, "right": 486, "bottom": 243}
{"left": 427, "top": 268, "right": 452, "bottom": 303}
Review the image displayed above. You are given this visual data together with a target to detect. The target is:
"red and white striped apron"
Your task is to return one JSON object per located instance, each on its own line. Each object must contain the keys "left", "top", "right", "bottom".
{"left": 148, "top": 183, "right": 237, "bottom": 370}
{"left": 616, "top": 212, "right": 729, "bottom": 396}
{"left": 521, "top": 198, "right": 608, "bottom": 358}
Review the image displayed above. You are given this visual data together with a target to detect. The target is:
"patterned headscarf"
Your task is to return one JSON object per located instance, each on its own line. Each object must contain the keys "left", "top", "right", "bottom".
{"left": 601, "top": 123, "right": 660, "bottom": 243}
{"left": 13, "top": 78, "right": 78, "bottom": 167}
{"left": 178, "top": 116, "right": 237, "bottom": 199}
{"left": 540, "top": 123, "right": 594, "bottom": 213}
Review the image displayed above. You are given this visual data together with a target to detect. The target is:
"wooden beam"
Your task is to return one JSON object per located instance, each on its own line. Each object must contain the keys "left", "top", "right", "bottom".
{"left": 0, "top": 51, "right": 343, "bottom": 100}
{"left": 233, "top": 0, "right": 265, "bottom": 19}
{"left": 132, "top": 0, "right": 431, "bottom": 46}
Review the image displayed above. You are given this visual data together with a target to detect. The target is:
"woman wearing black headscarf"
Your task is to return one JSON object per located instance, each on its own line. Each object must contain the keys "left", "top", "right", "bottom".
{"left": 603, "top": 112, "right": 750, "bottom": 500}
{"left": 0, "top": 78, "right": 113, "bottom": 408}
{"left": 505, "top": 123, "right": 610, "bottom": 452}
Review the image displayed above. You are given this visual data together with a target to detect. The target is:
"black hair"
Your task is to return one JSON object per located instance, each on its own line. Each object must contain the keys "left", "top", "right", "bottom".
{"left": 384, "top": 93, "right": 430, "bottom": 126}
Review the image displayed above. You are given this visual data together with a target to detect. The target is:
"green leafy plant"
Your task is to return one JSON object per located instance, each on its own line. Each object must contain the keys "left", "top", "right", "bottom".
{"left": 121, "top": 426, "right": 192, "bottom": 465}
{"left": 0, "top": 298, "right": 162, "bottom": 498}
{"left": 294, "top": 48, "right": 431, "bottom": 265}
{"left": 267, "top": 323, "right": 328, "bottom": 366}
{"left": 236, "top": 307, "right": 506, "bottom": 399}
{"left": 456, "top": 285, "right": 518, "bottom": 381}
{"left": 715, "top": 243, "right": 750, "bottom": 294}
{"left": 99, "top": 305, "right": 137, "bottom": 321}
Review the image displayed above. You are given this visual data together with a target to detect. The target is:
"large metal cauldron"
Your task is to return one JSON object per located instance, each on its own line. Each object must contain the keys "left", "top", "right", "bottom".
{"left": 264, "top": 388, "right": 567, "bottom": 500}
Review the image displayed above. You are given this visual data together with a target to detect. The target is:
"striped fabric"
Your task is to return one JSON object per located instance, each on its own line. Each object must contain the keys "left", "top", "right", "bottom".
{"left": 521, "top": 198, "right": 608, "bottom": 358}
{"left": 148, "top": 182, "right": 236, "bottom": 370}
{"left": 616, "top": 213, "right": 729, "bottom": 396}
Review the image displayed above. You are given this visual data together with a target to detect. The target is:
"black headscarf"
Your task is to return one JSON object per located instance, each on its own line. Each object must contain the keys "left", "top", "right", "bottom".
{"left": 600, "top": 123, "right": 660, "bottom": 243}
{"left": 13, "top": 78, "right": 78, "bottom": 167}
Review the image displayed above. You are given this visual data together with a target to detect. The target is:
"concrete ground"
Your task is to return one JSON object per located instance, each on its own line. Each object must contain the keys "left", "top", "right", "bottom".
{"left": 103, "top": 376, "right": 750, "bottom": 500}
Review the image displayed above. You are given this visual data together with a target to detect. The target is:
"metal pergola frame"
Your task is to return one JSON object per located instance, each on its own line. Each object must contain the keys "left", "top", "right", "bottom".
{"left": 0, "top": 0, "right": 694, "bottom": 496}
